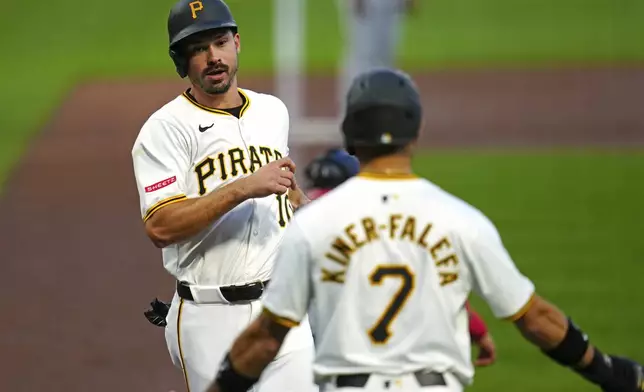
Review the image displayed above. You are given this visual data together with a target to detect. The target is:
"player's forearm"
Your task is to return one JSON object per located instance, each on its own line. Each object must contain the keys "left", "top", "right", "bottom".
{"left": 513, "top": 294, "right": 634, "bottom": 389}
{"left": 229, "top": 315, "right": 284, "bottom": 377}
{"left": 515, "top": 295, "right": 593, "bottom": 366}
{"left": 515, "top": 296, "right": 569, "bottom": 349}
{"left": 209, "top": 314, "right": 288, "bottom": 392}
{"left": 145, "top": 180, "right": 249, "bottom": 247}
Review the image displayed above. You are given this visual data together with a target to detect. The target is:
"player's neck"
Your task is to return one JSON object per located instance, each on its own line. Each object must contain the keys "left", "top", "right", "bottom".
{"left": 190, "top": 80, "right": 243, "bottom": 110}
{"left": 360, "top": 155, "right": 413, "bottom": 176}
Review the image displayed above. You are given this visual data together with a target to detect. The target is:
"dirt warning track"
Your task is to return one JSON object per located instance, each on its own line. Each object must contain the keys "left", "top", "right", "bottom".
{"left": 0, "top": 68, "right": 642, "bottom": 392}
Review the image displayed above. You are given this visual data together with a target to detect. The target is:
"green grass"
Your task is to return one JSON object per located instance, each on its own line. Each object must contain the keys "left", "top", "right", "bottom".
{"left": 312, "top": 0, "right": 644, "bottom": 72}
{"left": 2, "top": 0, "right": 644, "bottom": 188}
{"left": 397, "top": 0, "right": 644, "bottom": 70}
{"left": 411, "top": 149, "right": 644, "bottom": 391}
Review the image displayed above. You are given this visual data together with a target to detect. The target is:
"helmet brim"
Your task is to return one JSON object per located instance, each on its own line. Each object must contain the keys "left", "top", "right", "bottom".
{"left": 169, "top": 21, "right": 238, "bottom": 48}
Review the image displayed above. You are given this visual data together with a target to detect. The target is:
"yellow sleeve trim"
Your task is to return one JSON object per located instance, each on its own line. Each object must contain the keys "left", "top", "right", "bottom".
{"left": 143, "top": 194, "right": 187, "bottom": 222}
{"left": 262, "top": 308, "right": 300, "bottom": 328}
{"left": 504, "top": 293, "right": 536, "bottom": 322}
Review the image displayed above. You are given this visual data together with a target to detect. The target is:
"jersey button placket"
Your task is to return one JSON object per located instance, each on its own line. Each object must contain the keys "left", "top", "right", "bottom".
{"left": 243, "top": 197, "right": 256, "bottom": 281}
{"left": 240, "top": 116, "right": 255, "bottom": 281}
{"left": 251, "top": 207, "right": 260, "bottom": 238}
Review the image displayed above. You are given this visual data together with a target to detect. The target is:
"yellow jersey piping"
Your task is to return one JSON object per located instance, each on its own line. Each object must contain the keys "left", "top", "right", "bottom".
{"left": 182, "top": 88, "right": 250, "bottom": 117}
{"left": 357, "top": 172, "right": 418, "bottom": 180}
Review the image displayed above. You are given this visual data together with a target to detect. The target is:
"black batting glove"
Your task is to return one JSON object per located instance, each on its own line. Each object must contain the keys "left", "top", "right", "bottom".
{"left": 144, "top": 298, "right": 171, "bottom": 327}
{"left": 601, "top": 356, "right": 644, "bottom": 392}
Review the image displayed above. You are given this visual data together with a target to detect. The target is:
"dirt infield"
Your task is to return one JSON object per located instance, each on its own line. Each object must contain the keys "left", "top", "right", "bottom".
{"left": 0, "top": 67, "right": 642, "bottom": 392}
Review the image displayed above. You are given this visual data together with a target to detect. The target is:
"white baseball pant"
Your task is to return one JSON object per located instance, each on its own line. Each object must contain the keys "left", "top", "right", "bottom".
{"left": 164, "top": 291, "right": 318, "bottom": 392}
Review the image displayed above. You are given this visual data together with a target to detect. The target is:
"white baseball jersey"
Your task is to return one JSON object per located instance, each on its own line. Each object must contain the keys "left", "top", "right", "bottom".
{"left": 131, "top": 88, "right": 294, "bottom": 286}
{"left": 262, "top": 173, "right": 535, "bottom": 386}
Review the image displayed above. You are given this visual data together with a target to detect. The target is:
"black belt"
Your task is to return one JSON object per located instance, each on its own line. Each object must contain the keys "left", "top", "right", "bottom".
{"left": 336, "top": 370, "right": 446, "bottom": 388}
{"left": 176, "top": 280, "right": 269, "bottom": 303}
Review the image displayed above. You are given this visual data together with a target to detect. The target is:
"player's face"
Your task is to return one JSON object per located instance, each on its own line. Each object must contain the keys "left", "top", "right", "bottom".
{"left": 185, "top": 29, "right": 240, "bottom": 95}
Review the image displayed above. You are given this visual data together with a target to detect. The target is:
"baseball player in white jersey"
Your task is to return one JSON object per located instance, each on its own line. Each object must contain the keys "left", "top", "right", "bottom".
{"left": 130, "top": 1, "right": 318, "bottom": 391}
{"left": 206, "top": 68, "right": 644, "bottom": 392}
{"left": 302, "top": 148, "right": 497, "bottom": 368}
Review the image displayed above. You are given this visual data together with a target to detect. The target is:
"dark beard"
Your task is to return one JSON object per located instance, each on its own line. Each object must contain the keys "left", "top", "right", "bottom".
{"left": 201, "top": 65, "right": 238, "bottom": 95}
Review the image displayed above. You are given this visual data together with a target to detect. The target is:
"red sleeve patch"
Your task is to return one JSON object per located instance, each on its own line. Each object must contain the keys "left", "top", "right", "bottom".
{"left": 145, "top": 176, "right": 177, "bottom": 193}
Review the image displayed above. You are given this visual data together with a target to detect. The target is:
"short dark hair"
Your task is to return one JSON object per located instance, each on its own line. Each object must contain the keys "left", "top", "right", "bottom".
{"left": 344, "top": 106, "right": 415, "bottom": 163}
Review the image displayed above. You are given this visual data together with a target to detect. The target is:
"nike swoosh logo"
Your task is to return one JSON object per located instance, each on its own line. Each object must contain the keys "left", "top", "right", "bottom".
{"left": 199, "top": 123, "right": 214, "bottom": 133}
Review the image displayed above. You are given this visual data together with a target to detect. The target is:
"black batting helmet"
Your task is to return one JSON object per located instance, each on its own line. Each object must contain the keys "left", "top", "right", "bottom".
{"left": 304, "top": 148, "right": 360, "bottom": 189}
{"left": 341, "top": 68, "right": 422, "bottom": 151}
{"left": 167, "top": 0, "right": 237, "bottom": 78}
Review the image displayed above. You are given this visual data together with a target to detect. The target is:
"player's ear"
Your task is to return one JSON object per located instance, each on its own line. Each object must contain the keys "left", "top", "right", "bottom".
{"left": 234, "top": 33, "right": 241, "bottom": 54}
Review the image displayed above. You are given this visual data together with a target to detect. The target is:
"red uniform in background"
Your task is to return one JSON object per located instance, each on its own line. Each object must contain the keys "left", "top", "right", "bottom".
{"left": 466, "top": 302, "right": 495, "bottom": 366}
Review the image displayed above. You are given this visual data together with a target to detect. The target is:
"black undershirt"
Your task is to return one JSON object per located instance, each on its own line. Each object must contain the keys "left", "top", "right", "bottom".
{"left": 186, "top": 89, "right": 246, "bottom": 118}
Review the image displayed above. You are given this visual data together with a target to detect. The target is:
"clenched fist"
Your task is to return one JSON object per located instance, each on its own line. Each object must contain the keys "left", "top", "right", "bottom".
{"left": 473, "top": 333, "right": 497, "bottom": 367}
{"left": 239, "top": 157, "right": 297, "bottom": 199}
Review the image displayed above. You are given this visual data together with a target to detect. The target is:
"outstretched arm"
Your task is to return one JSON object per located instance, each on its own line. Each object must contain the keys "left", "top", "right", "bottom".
{"left": 464, "top": 209, "right": 643, "bottom": 390}
{"left": 514, "top": 295, "right": 644, "bottom": 391}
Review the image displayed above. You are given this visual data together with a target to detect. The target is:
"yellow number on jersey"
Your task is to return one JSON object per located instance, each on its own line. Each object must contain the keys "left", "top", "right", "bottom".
{"left": 276, "top": 194, "right": 293, "bottom": 228}
{"left": 368, "top": 265, "right": 415, "bottom": 344}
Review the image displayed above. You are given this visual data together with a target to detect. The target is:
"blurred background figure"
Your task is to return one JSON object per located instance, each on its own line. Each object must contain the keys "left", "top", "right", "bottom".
{"left": 335, "top": 0, "right": 417, "bottom": 114}
{"left": 303, "top": 147, "right": 497, "bottom": 367}
{"left": 303, "top": 147, "right": 360, "bottom": 198}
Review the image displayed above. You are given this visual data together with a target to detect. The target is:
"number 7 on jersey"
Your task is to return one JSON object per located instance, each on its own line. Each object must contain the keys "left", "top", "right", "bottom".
{"left": 368, "top": 265, "right": 415, "bottom": 344}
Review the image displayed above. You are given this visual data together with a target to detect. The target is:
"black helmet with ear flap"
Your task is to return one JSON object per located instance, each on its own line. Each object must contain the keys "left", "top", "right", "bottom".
{"left": 304, "top": 148, "right": 360, "bottom": 189}
{"left": 167, "top": 0, "right": 238, "bottom": 78}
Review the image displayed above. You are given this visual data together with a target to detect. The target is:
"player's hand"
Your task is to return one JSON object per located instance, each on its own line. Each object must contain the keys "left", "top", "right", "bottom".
{"left": 288, "top": 184, "right": 310, "bottom": 210}
{"left": 240, "top": 157, "right": 296, "bottom": 198}
{"left": 473, "top": 333, "right": 497, "bottom": 367}
{"left": 599, "top": 356, "right": 644, "bottom": 392}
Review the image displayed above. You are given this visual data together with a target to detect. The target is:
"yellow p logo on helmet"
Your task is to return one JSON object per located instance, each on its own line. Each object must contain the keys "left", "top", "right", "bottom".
{"left": 189, "top": 1, "right": 204, "bottom": 19}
